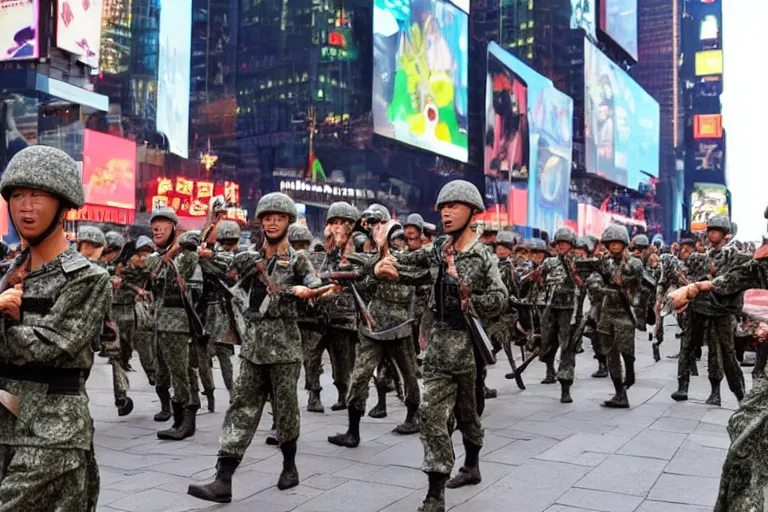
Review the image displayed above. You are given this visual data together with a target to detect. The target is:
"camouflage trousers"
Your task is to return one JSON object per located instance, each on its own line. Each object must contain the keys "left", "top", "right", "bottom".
{"left": 301, "top": 326, "right": 356, "bottom": 393}
{"left": 540, "top": 308, "right": 576, "bottom": 381}
{"left": 219, "top": 361, "right": 301, "bottom": 458}
{"left": 598, "top": 310, "right": 635, "bottom": 380}
{"left": 156, "top": 333, "right": 200, "bottom": 408}
{"left": 687, "top": 312, "right": 742, "bottom": 389}
{"left": 420, "top": 367, "right": 484, "bottom": 475}
{"left": 347, "top": 336, "right": 421, "bottom": 411}
{"left": 198, "top": 342, "right": 235, "bottom": 393}
{"left": 114, "top": 305, "right": 157, "bottom": 384}
{"left": 110, "top": 358, "right": 129, "bottom": 404}
{"left": 0, "top": 445, "right": 99, "bottom": 511}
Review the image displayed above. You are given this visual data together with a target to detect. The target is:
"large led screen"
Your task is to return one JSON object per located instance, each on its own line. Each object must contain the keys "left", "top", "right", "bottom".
{"left": 584, "top": 39, "right": 659, "bottom": 191}
{"left": 599, "top": 0, "right": 638, "bottom": 60}
{"left": 0, "top": 0, "right": 39, "bottom": 62}
{"left": 82, "top": 130, "right": 136, "bottom": 209}
{"left": 570, "top": 0, "right": 596, "bottom": 38}
{"left": 690, "top": 183, "right": 728, "bottom": 232}
{"left": 373, "top": 0, "right": 469, "bottom": 162}
{"left": 56, "top": 0, "right": 103, "bottom": 68}
{"left": 695, "top": 50, "right": 723, "bottom": 76}
{"left": 484, "top": 42, "right": 574, "bottom": 235}
{"left": 156, "top": 0, "right": 192, "bottom": 159}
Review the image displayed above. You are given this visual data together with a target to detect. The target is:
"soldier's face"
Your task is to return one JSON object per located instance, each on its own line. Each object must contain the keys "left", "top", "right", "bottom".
{"left": 440, "top": 203, "right": 473, "bottom": 234}
{"left": 679, "top": 244, "right": 694, "bottom": 260}
{"left": 404, "top": 226, "right": 423, "bottom": 250}
{"left": 555, "top": 242, "right": 572, "bottom": 256}
{"left": 327, "top": 218, "right": 352, "bottom": 247}
{"left": 496, "top": 245, "right": 512, "bottom": 259}
{"left": 262, "top": 213, "right": 290, "bottom": 240}
{"left": 531, "top": 252, "right": 545, "bottom": 265}
{"left": 707, "top": 229, "right": 725, "bottom": 245}
{"left": 608, "top": 242, "right": 625, "bottom": 255}
{"left": 8, "top": 187, "right": 63, "bottom": 241}
{"left": 631, "top": 248, "right": 642, "bottom": 258}
{"left": 151, "top": 220, "right": 174, "bottom": 246}
{"left": 291, "top": 242, "right": 310, "bottom": 251}
{"left": 78, "top": 241, "right": 104, "bottom": 260}
{"left": 573, "top": 248, "right": 587, "bottom": 259}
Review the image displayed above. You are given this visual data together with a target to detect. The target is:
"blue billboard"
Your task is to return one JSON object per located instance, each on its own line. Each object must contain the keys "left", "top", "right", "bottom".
{"left": 156, "top": 0, "right": 192, "bottom": 159}
{"left": 584, "top": 39, "right": 659, "bottom": 191}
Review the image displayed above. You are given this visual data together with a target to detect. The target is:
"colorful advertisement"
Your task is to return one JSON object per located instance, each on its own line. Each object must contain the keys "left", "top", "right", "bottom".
{"left": 600, "top": 0, "right": 638, "bottom": 60}
{"left": 699, "top": 14, "right": 719, "bottom": 42}
{"left": 56, "top": 0, "right": 103, "bottom": 68}
{"left": 372, "top": 0, "right": 469, "bottom": 162}
{"left": 693, "top": 140, "right": 724, "bottom": 172}
{"left": 584, "top": 39, "right": 660, "bottom": 191}
{"left": 693, "top": 114, "right": 722, "bottom": 139}
{"left": 690, "top": 183, "right": 728, "bottom": 232}
{"left": 570, "top": 0, "right": 596, "bottom": 38}
{"left": 0, "top": 0, "right": 39, "bottom": 62}
{"left": 148, "top": 176, "right": 240, "bottom": 218}
{"left": 695, "top": 49, "right": 723, "bottom": 76}
{"left": 82, "top": 130, "right": 136, "bottom": 209}
{"left": 156, "top": 0, "right": 192, "bottom": 159}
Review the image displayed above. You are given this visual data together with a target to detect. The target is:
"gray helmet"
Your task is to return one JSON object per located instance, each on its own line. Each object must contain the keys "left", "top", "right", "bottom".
{"left": 632, "top": 234, "right": 650, "bottom": 249}
{"left": 435, "top": 180, "right": 484, "bottom": 212}
{"left": 496, "top": 231, "right": 517, "bottom": 249}
{"left": 553, "top": 226, "right": 577, "bottom": 246}
{"left": 361, "top": 203, "right": 391, "bottom": 224}
{"left": 135, "top": 235, "right": 154, "bottom": 251}
{"left": 216, "top": 220, "right": 242, "bottom": 242}
{"left": 151, "top": 206, "right": 179, "bottom": 225}
{"left": 233, "top": 250, "right": 261, "bottom": 275}
{"left": 326, "top": 201, "right": 360, "bottom": 224}
{"left": 601, "top": 224, "right": 630, "bottom": 246}
{"left": 288, "top": 224, "right": 313, "bottom": 244}
{"left": 575, "top": 237, "right": 593, "bottom": 252}
{"left": 256, "top": 192, "right": 297, "bottom": 223}
{"left": 0, "top": 145, "right": 85, "bottom": 208}
{"left": 423, "top": 222, "right": 438, "bottom": 235}
{"left": 706, "top": 214, "right": 731, "bottom": 234}
{"left": 310, "top": 239, "right": 325, "bottom": 252}
{"left": 404, "top": 213, "right": 425, "bottom": 231}
{"left": 77, "top": 226, "right": 106, "bottom": 247}
{"left": 178, "top": 230, "right": 201, "bottom": 249}
{"left": 524, "top": 238, "right": 548, "bottom": 252}
{"left": 731, "top": 222, "right": 738, "bottom": 237}
{"left": 105, "top": 231, "right": 126, "bottom": 251}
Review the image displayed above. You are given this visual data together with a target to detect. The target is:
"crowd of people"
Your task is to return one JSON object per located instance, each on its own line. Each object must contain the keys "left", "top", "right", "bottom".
{"left": 0, "top": 145, "right": 766, "bottom": 511}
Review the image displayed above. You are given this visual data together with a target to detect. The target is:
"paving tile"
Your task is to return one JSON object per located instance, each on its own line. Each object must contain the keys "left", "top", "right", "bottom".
{"left": 648, "top": 474, "right": 720, "bottom": 507}
{"left": 108, "top": 488, "right": 211, "bottom": 512}
{"left": 556, "top": 488, "right": 643, "bottom": 512}
{"left": 617, "top": 430, "right": 687, "bottom": 460}
{"left": 292, "top": 480, "right": 413, "bottom": 512}
{"left": 648, "top": 418, "right": 700, "bottom": 434}
{"left": 575, "top": 454, "right": 667, "bottom": 497}
{"left": 664, "top": 445, "right": 727, "bottom": 478}
{"left": 636, "top": 501, "right": 712, "bottom": 512}
{"left": 485, "top": 436, "right": 559, "bottom": 466}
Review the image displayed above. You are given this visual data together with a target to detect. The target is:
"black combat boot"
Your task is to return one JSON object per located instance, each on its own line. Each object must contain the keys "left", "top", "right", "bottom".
{"left": 706, "top": 378, "right": 721, "bottom": 406}
{"left": 187, "top": 456, "right": 240, "bottom": 503}
{"left": 277, "top": 440, "right": 299, "bottom": 490}
{"left": 446, "top": 440, "right": 482, "bottom": 489}
{"left": 393, "top": 402, "right": 420, "bottom": 435}
{"left": 328, "top": 407, "right": 362, "bottom": 448}
{"left": 671, "top": 376, "right": 689, "bottom": 401}
{"left": 652, "top": 342, "right": 661, "bottom": 362}
{"left": 419, "top": 472, "right": 449, "bottom": 512}
{"left": 154, "top": 386, "right": 172, "bottom": 422}
{"left": 541, "top": 362, "right": 556, "bottom": 384}
{"left": 591, "top": 357, "right": 608, "bottom": 378}
{"left": 266, "top": 420, "right": 278, "bottom": 446}
{"left": 116, "top": 397, "right": 134, "bottom": 417}
{"left": 159, "top": 405, "right": 199, "bottom": 441}
{"left": 368, "top": 385, "right": 388, "bottom": 418}
{"left": 602, "top": 378, "right": 629, "bottom": 408}
{"left": 157, "top": 402, "right": 185, "bottom": 439}
{"left": 203, "top": 390, "right": 215, "bottom": 413}
{"left": 307, "top": 390, "right": 325, "bottom": 413}
{"left": 331, "top": 384, "right": 347, "bottom": 411}
{"left": 622, "top": 355, "right": 636, "bottom": 389}
{"left": 483, "top": 385, "right": 498, "bottom": 399}
{"left": 559, "top": 380, "right": 573, "bottom": 404}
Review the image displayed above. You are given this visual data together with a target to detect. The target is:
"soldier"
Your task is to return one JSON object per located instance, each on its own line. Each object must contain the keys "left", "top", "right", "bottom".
{"left": 77, "top": 226, "right": 134, "bottom": 417}
{"left": 101, "top": 231, "right": 136, "bottom": 372}
{"left": 538, "top": 226, "right": 580, "bottom": 403}
{"left": 630, "top": 234, "right": 661, "bottom": 349}
{"left": 423, "top": 222, "right": 438, "bottom": 244}
{"left": 489, "top": 231, "right": 521, "bottom": 378}
{"left": 146, "top": 208, "right": 202, "bottom": 440}
{"left": 655, "top": 238, "right": 691, "bottom": 364}
{"left": 0, "top": 146, "right": 111, "bottom": 510}
{"left": 187, "top": 193, "right": 322, "bottom": 502}
{"left": 404, "top": 213, "right": 430, "bottom": 361}
{"left": 371, "top": 180, "right": 507, "bottom": 512}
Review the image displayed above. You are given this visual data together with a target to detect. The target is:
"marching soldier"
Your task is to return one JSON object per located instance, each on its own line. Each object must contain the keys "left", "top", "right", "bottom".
{"left": 404, "top": 213, "right": 429, "bottom": 360}
{"left": 0, "top": 146, "right": 111, "bottom": 510}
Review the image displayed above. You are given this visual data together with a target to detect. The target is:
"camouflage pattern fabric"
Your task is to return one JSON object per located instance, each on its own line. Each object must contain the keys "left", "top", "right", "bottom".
{"left": 155, "top": 333, "right": 200, "bottom": 408}
{"left": 114, "top": 301, "right": 156, "bottom": 382}
{"left": 133, "top": 329, "right": 156, "bottom": 384}
{"left": 688, "top": 313, "right": 742, "bottom": 391}
{"left": 537, "top": 256, "right": 577, "bottom": 309}
{"left": 689, "top": 246, "right": 751, "bottom": 317}
{"left": 540, "top": 308, "right": 576, "bottom": 381}
{"left": 214, "top": 343, "right": 235, "bottom": 392}
{"left": 301, "top": 327, "right": 326, "bottom": 392}
{"left": 595, "top": 256, "right": 644, "bottom": 356}
{"left": 197, "top": 342, "right": 215, "bottom": 393}
{"left": 147, "top": 249, "right": 200, "bottom": 334}
{"left": 218, "top": 361, "right": 301, "bottom": 458}
{"left": 675, "top": 309, "right": 695, "bottom": 378}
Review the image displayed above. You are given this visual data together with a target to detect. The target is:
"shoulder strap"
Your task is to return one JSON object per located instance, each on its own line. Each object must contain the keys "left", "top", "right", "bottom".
{"left": 60, "top": 251, "right": 91, "bottom": 275}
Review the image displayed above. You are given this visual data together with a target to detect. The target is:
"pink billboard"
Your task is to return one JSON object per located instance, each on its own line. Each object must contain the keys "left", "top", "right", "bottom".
{"left": 0, "top": 0, "right": 39, "bottom": 62}
{"left": 82, "top": 130, "right": 136, "bottom": 209}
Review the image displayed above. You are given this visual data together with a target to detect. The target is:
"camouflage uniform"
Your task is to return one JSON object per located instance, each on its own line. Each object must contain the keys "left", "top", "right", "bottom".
{"left": 297, "top": 248, "right": 328, "bottom": 411}
{"left": 538, "top": 255, "right": 579, "bottom": 387}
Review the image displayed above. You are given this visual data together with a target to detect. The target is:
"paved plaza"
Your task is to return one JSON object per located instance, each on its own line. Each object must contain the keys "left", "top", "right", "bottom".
{"left": 91, "top": 322, "right": 734, "bottom": 512}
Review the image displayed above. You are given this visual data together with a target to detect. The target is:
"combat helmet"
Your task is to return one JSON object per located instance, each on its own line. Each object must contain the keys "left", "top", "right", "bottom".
{"left": 77, "top": 226, "right": 106, "bottom": 247}
{"left": 105, "top": 231, "right": 126, "bottom": 251}
{"left": 706, "top": 214, "right": 731, "bottom": 234}
{"left": 423, "top": 222, "right": 438, "bottom": 236}
{"left": 632, "top": 234, "right": 650, "bottom": 249}
{"left": 435, "top": 180, "right": 484, "bottom": 212}
{"left": 496, "top": 231, "right": 517, "bottom": 249}
{"left": 404, "top": 213, "right": 425, "bottom": 232}
{"left": 288, "top": 224, "right": 313, "bottom": 244}
{"left": 216, "top": 220, "right": 242, "bottom": 242}
{"left": 326, "top": 201, "right": 360, "bottom": 224}
{"left": 601, "top": 224, "right": 630, "bottom": 246}
{"left": 0, "top": 146, "right": 85, "bottom": 209}
{"left": 135, "top": 235, "right": 154, "bottom": 252}
{"left": 151, "top": 206, "right": 179, "bottom": 225}
{"left": 553, "top": 226, "right": 577, "bottom": 246}
{"left": 178, "top": 230, "right": 201, "bottom": 249}
{"left": 361, "top": 203, "right": 391, "bottom": 224}
{"left": 575, "top": 237, "right": 592, "bottom": 252}
{"left": 256, "top": 192, "right": 297, "bottom": 223}
{"left": 525, "top": 238, "right": 548, "bottom": 253}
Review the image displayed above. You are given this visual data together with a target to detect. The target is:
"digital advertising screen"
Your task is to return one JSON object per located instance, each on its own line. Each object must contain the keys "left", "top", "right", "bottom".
{"left": 56, "top": 0, "right": 103, "bottom": 68}
{"left": 156, "top": 0, "right": 192, "bottom": 159}
{"left": 699, "top": 14, "right": 719, "bottom": 42}
{"left": 599, "top": 0, "right": 638, "bottom": 60}
{"left": 149, "top": 176, "right": 240, "bottom": 218}
{"left": 372, "top": 0, "right": 469, "bottom": 162}
{"left": 570, "top": 0, "right": 596, "bottom": 38}
{"left": 693, "top": 140, "right": 724, "bottom": 172}
{"left": 584, "top": 39, "right": 660, "bottom": 191}
{"left": 484, "top": 42, "right": 574, "bottom": 235}
{"left": 690, "top": 183, "right": 728, "bottom": 232}
{"left": 0, "top": 0, "right": 39, "bottom": 62}
{"left": 695, "top": 49, "right": 723, "bottom": 76}
{"left": 693, "top": 114, "right": 723, "bottom": 139}
{"left": 82, "top": 130, "right": 136, "bottom": 209}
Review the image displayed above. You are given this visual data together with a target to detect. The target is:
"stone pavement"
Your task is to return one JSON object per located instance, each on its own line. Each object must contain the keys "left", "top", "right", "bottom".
{"left": 91, "top": 322, "right": 738, "bottom": 512}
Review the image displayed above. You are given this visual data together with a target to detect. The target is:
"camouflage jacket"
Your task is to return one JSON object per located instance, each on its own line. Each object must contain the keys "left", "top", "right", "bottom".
{"left": 656, "top": 253, "right": 686, "bottom": 298}
{"left": 240, "top": 246, "right": 321, "bottom": 365}
{"left": 689, "top": 246, "right": 751, "bottom": 316}
{"left": 315, "top": 250, "right": 363, "bottom": 331}
{"left": 295, "top": 250, "right": 325, "bottom": 327}
{"left": 200, "top": 248, "right": 237, "bottom": 342}
{"left": 366, "top": 251, "right": 431, "bottom": 334}
{"left": 538, "top": 256, "right": 578, "bottom": 310}
{"left": 498, "top": 258, "right": 521, "bottom": 300}
{"left": 0, "top": 249, "right": 111, "bottom": 450}
{"left": 581, "top": 255, "right": 644, "bottom": 318}
{"left": 710, "top": 257, "right": 768, "bottom": 297}
{"left": 113, "top": 264, "right": 151, "bottom": 305}
{"left": 146, "top": 248, "right": 200, "bottom": 333}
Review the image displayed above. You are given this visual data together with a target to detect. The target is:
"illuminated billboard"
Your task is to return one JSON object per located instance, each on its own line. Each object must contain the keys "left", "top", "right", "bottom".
{"left": 695, "top": 50, "right": 723, "bottom": 76}
{"left": 690, "top": 183, "right": 728, "bottom": 232}
{"left": 149, "top": 177, "right": 240, "bottom": 218}
{"left": 372, "top": 0, "right": 469, "bottom": 162}
{"left": 584, "top": 39, "right": 660, "bottom": 190}
{"left": 600, "top": 0, "right": 638, "bottom": 60}
{"left": 0, "top": 0, "right": 39, "bottom": 62}
{"left": 82, "top": 130, "right": 136, "bottom": 209}
{"left": 56, "top": 0, "right": 103, "bottom": 68}
{"left": 570, "top": 0, "right": 596, "bottom": 38}
{"left": 700, "top": 14, "right": 719, "bottom": 41}
{"left": 693, "top": 140, "right": 724, "bottom": 172}
{"left": 693, "top": 114, "right": 723, "bottom": 139}
{"left": 156, "top": 0, "right": 192, "bottom": 159}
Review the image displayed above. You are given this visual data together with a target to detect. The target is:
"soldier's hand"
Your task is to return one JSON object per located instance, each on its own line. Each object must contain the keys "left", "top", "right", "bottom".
{"left": 0, "top": 285, "right": 23, "bottom": 321}
{"left": 374, "top": 259, "right": 399, "bottom": 280}
{"left": 289, "top": 286, "right": 315, "bottom": 300}
{"left": 372, "top": 222, "right": 390, "bottom": 250}
{"left": 199, "top": 248, "right": 214, "bottom": 259}
{"left": 111, "top": 276, "right": 121, "bottom": 290}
